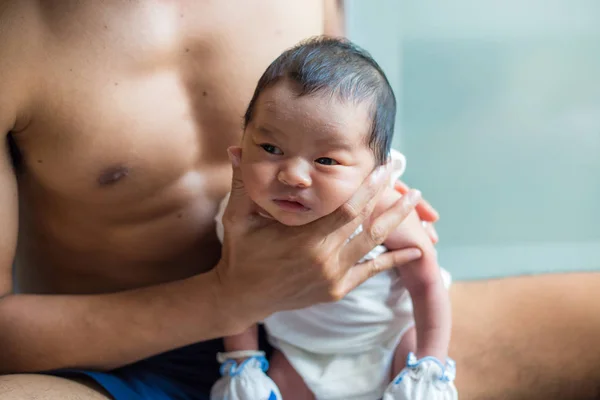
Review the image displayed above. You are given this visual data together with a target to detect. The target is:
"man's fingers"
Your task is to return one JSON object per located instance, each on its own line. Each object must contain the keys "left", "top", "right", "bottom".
{"left": 338, "top": 248, "right": 422, "bottom": 296}
{"left": 394, "top": 181, "right": 439, "bottom": 222}
{"left": 422, "top": 221, "right": 439, "bottom": 244}
{"left": 223, "top": 146, "right": 257, "bottom": 227}
{"left": 313, "top": 164, "right": 390, "bottom": 242}
{"left": 341, "top": 189, "right": 421, "bottom": 267}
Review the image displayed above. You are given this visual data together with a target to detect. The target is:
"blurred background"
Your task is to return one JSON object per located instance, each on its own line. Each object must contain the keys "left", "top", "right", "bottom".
{"left": 346, "top": 0, "right": 600, "bottom": 280}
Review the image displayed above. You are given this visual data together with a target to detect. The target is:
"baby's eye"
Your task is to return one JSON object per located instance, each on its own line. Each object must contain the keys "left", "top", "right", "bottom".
{"left": 315, "top": 157, "right": 339, "bottom": 166}
{"left": 260, "top": 144, "right": 283, "bottom": 155}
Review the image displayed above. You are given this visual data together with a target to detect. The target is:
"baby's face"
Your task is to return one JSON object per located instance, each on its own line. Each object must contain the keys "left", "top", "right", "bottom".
{"left": 240, "top": 79, "right": 376, "bottom": 226}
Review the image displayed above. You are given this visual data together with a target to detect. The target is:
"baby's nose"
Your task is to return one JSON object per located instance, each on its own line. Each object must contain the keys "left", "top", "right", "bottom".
{"left": 277, "top": 161, "right": 311, "bottom": 188}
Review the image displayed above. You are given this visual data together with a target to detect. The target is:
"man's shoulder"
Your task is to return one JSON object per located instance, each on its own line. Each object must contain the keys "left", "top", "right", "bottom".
{"left": 0, "top": 0, "right": 43, "bottom": 71}
{"left": 0, "top": 0, "right": 44, "bottom": 134}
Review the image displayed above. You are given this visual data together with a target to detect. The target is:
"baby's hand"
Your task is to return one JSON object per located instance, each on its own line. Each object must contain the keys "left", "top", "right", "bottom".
{"left": 366, "top": 186, "right": 437, "bottom": 265}
{"left": 369, "top": 189, "right": 440, "bottom": 295}
{"left": 210, "top": 353, "right": 283, "bottom": 400}
{"left": 395, "top": 180, "right": 439, "bottom": 244}
{"left": 366, "top": 186, "right": 451, "bottom": 361}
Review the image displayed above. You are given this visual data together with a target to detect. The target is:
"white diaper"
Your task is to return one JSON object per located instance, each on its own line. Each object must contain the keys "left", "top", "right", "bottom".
{"left": 264, "top": 268, "right": 452, "bottom": 400}
{"left": 262, "top": 209, "right": 452, "bottom": 400}
{"left": 269, "top": 331, "right": 403, "bottom": 400}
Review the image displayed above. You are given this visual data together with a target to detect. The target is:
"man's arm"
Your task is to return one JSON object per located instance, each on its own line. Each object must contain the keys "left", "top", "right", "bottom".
{"left": 0, "top": 271, "right": 233, "bottom": 374}
{"left": 0, "top": 142, "right": 17, "bottom": 304}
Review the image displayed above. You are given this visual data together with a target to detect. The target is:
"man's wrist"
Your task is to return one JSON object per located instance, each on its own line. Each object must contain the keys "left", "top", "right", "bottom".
{"left": 202, "top": 264, "right": 253, "bottom": 337}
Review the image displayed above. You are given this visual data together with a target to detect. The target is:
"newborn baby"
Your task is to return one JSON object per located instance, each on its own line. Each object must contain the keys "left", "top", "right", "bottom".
{"left": 211, "top": 37, "right": 457, "bottom": 400}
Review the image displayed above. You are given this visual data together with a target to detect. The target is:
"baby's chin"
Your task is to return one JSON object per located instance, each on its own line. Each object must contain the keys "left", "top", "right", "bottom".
{"left": 274, "top": 213, "right": 320, "bottom": 226}
{"left": 275, "top": 213, "right": 321, "bottom": 226}
{"left": 257, "top": 203, "right": 322, "bottom": 226}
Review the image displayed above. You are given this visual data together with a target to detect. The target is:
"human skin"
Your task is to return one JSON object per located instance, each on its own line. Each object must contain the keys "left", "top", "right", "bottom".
{"left": 0, "top": 1, "right": 599, "bottom": 399}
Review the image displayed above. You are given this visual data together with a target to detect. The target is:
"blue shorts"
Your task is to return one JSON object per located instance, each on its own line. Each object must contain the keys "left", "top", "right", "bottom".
{"left": 48, "top": 336, "right": 271, "bottom": 400}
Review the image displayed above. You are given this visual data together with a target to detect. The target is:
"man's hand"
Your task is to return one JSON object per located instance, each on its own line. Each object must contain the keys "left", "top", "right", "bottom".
{"left": 213, "top": 147, "right": 424, "bottom": 330}
{"left": 394, "top": 181, "right": 439, "bottom": 244}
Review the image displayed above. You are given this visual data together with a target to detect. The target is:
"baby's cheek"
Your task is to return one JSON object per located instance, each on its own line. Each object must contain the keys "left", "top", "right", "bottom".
{"left": 244, "top": 160, "right": 274, "bottom": 183}
{"left": 320, "top": 186, "right": 358, "bottom": 215}
{"left": 242, "top": 165, "right": 272, "bottom": 201}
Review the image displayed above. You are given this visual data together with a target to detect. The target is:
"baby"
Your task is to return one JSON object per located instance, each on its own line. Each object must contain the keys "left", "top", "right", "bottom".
{"left": 211, "top": 37, "right": 457, "bottom": 400}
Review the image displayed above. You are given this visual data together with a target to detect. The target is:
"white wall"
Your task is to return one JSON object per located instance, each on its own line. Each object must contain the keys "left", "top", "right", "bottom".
{"left": 347, "top": 0, "right": 600, "bottom": 280}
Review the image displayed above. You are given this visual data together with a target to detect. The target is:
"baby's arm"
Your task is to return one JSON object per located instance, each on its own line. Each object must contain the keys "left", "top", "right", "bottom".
{"left": 213, "top": 325, "right": 284, "bottom": 400}
{"left": 221, "top": 325, "right": 260, "bottom": 362}
{"left": 366, "top": 187, "right": 451, "bottom": 360}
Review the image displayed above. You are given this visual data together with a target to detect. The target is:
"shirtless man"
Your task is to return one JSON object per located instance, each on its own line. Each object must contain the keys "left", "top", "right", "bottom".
{"left": 0, "top": 1, "right": 599, "bottom": 399}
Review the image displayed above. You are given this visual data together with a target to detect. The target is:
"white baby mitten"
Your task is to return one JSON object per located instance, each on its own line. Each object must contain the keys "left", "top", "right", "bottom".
{"left": 210, "top": 351, "right": 282, "bottom": 400}
{"left": 383, "top": 353, "right": 458, "bottom": 400}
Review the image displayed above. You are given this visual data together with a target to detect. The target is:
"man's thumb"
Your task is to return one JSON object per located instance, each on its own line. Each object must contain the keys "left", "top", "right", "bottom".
{"left": 225, "top": 146, "right": 255, "bottom": 221}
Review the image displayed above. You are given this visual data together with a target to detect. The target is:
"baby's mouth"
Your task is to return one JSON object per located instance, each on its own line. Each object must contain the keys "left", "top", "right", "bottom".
{"left": 272, "top": 198, "right": 310, "bottom": 212}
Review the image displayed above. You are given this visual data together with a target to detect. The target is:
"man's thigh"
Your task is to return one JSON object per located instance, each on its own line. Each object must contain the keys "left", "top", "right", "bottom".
{"left": 450, "top": 272, "right": 600, "bottom": 400}
{"left": 0, "top": 374, "right": 112, "bottom": 400}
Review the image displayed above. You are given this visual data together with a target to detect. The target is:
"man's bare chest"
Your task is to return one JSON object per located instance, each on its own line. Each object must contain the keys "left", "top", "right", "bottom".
{"left": 14, "top": 41, "right": 245, "bottom": 210}
{"left": 11, "top": 0, "right": 324, "bottom": 209}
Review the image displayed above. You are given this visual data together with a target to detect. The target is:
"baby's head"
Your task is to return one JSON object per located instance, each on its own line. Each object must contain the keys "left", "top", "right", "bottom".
{"left": 239, "top": 37, "right": 396, "bottom": 226}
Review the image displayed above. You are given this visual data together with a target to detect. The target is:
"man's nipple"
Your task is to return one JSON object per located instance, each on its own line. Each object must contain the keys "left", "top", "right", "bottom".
{"left": 98, "top": 165, "right": 130, "bottom": 186}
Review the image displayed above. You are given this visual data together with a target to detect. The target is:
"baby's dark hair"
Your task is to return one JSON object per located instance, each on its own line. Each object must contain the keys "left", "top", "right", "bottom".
{"left": 243, "top": 36, "right": 396, "bottom": 165}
